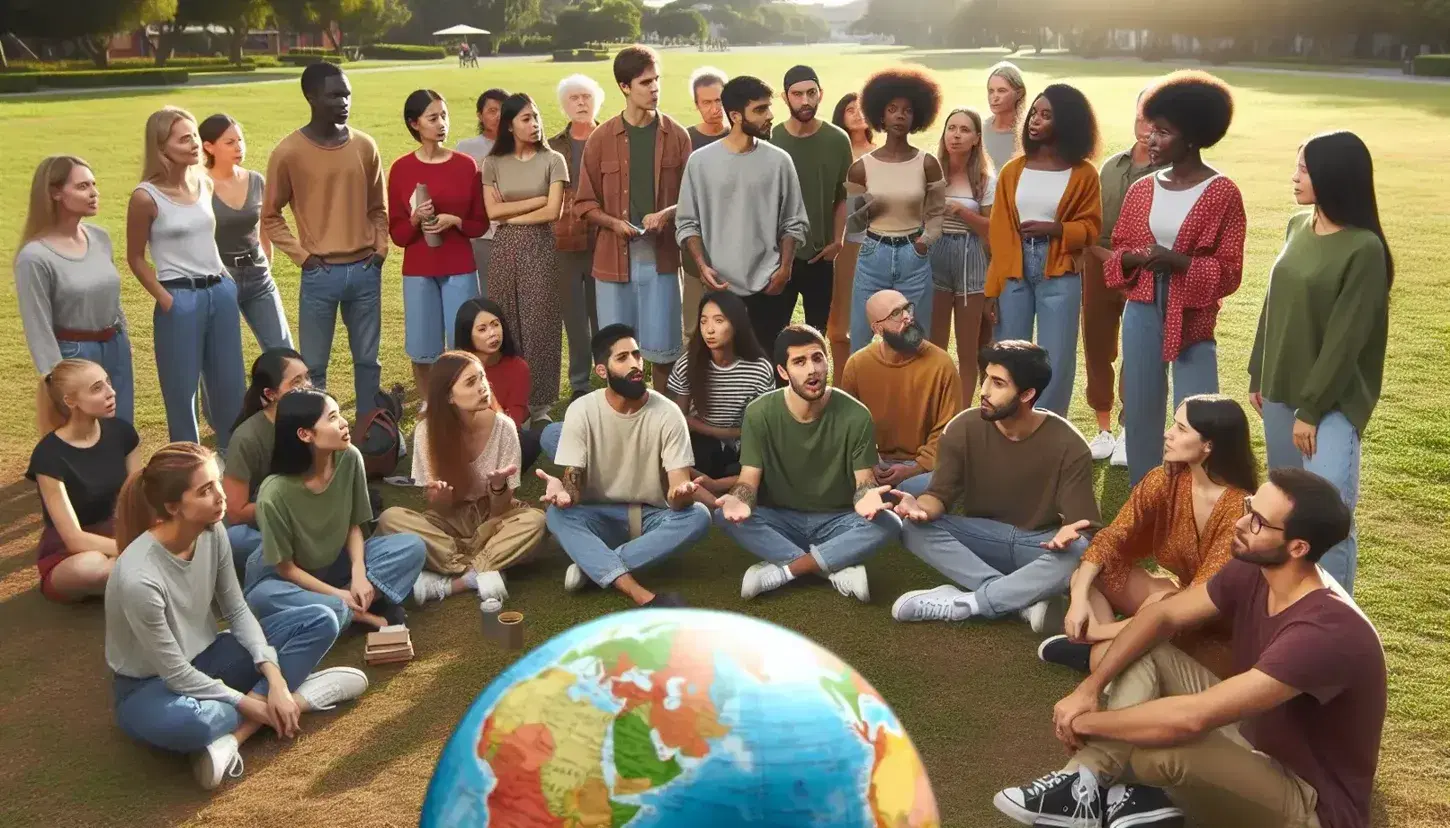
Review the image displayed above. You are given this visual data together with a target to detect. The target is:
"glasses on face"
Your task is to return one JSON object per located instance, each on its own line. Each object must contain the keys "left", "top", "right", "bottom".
{"left": 1243, "top": 496, "right": 1285, "bottom": 535}
{"left": 874, "top": 303, "right": 914, "bottom": 325}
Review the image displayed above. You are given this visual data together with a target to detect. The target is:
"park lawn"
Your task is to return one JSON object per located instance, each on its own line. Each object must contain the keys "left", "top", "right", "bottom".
{"left": 0, "top": 46, "right": 1446, "bottom": 827}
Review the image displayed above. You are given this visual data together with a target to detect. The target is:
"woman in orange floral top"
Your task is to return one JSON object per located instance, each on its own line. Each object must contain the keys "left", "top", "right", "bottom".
{"left": 1039, "top": 394, "right": 1255, "bottom": 676}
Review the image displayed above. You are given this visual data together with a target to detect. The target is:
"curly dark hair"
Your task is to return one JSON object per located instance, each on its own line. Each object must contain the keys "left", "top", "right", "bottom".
{"left": 1142, "top": 70, "right": 1235, "bottom": 150}
{"left": 1021, "top": 83, "right": 1099, "bottom": 166}
{"left": 859, "top": 66, "right": 943, "bottom": 134}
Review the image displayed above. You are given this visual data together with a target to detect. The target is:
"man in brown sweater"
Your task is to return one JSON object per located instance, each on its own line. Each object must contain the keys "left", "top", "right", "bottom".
{"left": 262, "top": 62, "right": 389, "bottom": 414}
{"left": 889, "top": 340, "right": 1099, "bottom": 632}
{"left": 839, "top": 290, "right": 961, "bottom": 498}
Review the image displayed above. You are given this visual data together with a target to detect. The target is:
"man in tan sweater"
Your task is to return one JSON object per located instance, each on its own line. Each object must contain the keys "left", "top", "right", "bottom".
{"left": 839, "top": 290, "right": 961, "bottom": 498}
{"left": 262, "top": 62, "right": 389, "bottom": 414}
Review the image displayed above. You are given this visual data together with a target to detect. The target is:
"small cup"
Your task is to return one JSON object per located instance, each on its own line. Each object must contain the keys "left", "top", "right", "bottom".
{"left": 498, "top": 611, "right": 525, "bottom": 651}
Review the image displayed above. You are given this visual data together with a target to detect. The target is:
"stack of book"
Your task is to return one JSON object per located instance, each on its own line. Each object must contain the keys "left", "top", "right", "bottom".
{"left": 365, "top": 625, "right": 414, "bottom": 665}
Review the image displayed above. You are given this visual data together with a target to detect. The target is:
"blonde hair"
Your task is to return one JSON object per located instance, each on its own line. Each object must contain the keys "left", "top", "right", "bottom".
{"left": 936, "top": 107, "right": 994, "bottom": 203}
{"left": 19, "top": 155, "right": 91, "bottom": 252}
{"left": 140, "top": 106, "right": 200, "bottom": 187}
{"left": 987, "top": 61, "right": 1028, "bottom": 123}
{"left": 37, "top": 358, "right": 101, "bottom": 435}
{"left": 114, "top": 442, "right": 215, "bottom": 553}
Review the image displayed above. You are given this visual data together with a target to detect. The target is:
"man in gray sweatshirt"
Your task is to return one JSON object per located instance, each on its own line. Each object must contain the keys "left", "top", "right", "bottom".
{"left": 676, "top": 75, "right": 809, "bottom": 352}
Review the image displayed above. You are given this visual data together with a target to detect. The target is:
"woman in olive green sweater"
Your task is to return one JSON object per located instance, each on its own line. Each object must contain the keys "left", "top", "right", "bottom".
{"left": 1248, "top": 131, "right": 1392, "bottom": 595}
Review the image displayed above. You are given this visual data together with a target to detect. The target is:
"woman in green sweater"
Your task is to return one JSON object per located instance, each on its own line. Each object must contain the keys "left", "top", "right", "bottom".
{"left": 1248, "top": 131, "right": 1392, "bottom": 595}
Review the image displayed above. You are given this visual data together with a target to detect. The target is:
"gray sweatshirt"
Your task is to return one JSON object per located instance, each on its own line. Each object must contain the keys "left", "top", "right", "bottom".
{"left": 675, "top": 139, "right": 809, "bottom": 295}
{"left": 14, "top": 225, "right": 126, "bottom": 373}
{"left": 105, "top": 524, "right": 278, "bottom": 705}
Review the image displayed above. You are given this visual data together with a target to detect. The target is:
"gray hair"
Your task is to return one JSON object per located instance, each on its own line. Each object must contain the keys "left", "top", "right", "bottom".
{"left": 688, "top": 66, "right": 727, "bottom": 103}
{"left": 556, "top": 74, "right": 605, "bottom": 119}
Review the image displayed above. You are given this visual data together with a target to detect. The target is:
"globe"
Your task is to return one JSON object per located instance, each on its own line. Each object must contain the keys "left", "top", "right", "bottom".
{"left": 422, "top": 608, "right": 940, "bottom": 827}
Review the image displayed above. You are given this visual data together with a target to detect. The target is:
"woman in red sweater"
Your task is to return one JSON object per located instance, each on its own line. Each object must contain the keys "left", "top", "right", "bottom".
{"left": 388, "top": 89, "right": 489, "bottom": 408}
{"left": 453, "top": 297, "right": 541, "bottom": 471}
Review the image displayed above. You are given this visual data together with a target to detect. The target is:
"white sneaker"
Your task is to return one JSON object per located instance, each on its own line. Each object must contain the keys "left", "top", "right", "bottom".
{"left": 563, "top": 564, "right": 588, "bottom": 593}
{"left": 1020, "top": 600, "right": 1051, "bottom": 634}
{"left": 828, "top": 565, "right": 870, "bottom": 602}
{"left": 891, "top": 585, "right": 973, "bottom": 622}
{"left": 191, "top": 734, "right": 243, "bottom": 791}
{"left": 1110, "top": 431, "right": 1128, "bottom": 467}
{"left": 1088, "top": 430, "right": 1115, "bottom": 461}
{"left": 741, "top": 562, "right": 792, "bottom": 599}
{"left": 411, "top": 571, "right": 453, "bottom": 606}
{"left": 296, "top": 666, "right": 369, "bottom": 712}
{"left": 476, "top": 570, "right": 508, "bottom": 602}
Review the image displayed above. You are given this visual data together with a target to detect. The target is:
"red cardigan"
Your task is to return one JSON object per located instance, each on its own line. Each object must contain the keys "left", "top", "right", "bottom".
{"left": 1106, "top": 174, "right": 1245, "bottom": 361}
{"left": 484, "top": 355, "right": 531, "bottom": 429}
{"left": 387, "top": 151, "right": 489, "bottom": 277}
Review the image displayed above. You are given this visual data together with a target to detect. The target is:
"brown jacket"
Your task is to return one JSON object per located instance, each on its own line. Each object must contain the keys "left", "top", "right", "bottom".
{"left": 573, "top": 111, "right": 691, "bottom": 282}
{"left": 548, "top": 124, "right": 596, "bottom": 253}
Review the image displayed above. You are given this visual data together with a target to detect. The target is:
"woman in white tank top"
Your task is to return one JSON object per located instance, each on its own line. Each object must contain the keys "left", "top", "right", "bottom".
{"left": 126, "top": 107, "right": 247, "bottom": 451}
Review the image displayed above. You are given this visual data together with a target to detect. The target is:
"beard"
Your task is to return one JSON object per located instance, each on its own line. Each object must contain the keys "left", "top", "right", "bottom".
{"left": 882, "top": 324, "right": 924, "bottom": 354}
{"left": 790, "top": 103, "right": 816, "bottom": 123}
{"left": 607, "top": 370, "right": 648, "bottom": 400}
{"left": 1231, "top": 534, "right": 1292, "bottom": 567}
{"left": 789, "top": 373, "right": 826, "bottom": 402}
{"left": 743, "top": 118, "right": 772, "bottom": 140}
{"left": 979, "top": 394, "right": 1021, "bottom": 422}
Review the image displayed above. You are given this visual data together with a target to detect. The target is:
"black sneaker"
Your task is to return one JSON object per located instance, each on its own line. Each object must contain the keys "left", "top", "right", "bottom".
{"left": 1105, "top": 785, "right": 1184, "bottom": 828}
{"left": 375, "top": 596, "right": 408, "bottom": 628}
{"left": 993, "top": 769, "right": 1104, "bottom": 827}
{"left": 644, "top": 592, "right": 689, "bottom": 609}
{"left": 1038, "top": 634, "right": 1094, "bottom": 674}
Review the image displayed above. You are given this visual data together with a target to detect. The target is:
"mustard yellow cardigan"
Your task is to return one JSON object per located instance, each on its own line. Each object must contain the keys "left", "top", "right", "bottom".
{"left": 985, "top": 157, "right": 1103, "bottom": 298}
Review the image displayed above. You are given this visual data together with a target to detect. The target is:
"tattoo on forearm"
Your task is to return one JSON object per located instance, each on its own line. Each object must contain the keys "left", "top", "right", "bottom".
{"left": 562, "top": 467, "right": 584, "bottom": 502}
{"left": 853, "top": 482, "right": 877, "bottom": 505}
{"left": 726, "top": 483, "right": 756, "bottom": 508}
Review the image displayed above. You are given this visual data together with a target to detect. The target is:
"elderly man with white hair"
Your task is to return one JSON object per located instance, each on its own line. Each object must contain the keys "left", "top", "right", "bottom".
{"left": 549, "top": 73, "right": 607, "bottom": 401}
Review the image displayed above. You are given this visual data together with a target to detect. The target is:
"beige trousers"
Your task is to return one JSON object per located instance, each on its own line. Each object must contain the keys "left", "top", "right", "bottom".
{"left": 376, "top": 500, "right": 546, "bottom": 576}
{"left": 681, "top": 257, "right": 707, "bottom": 341}
{"left": 1070, "top": 643, "right": 1322, "bottom": 828}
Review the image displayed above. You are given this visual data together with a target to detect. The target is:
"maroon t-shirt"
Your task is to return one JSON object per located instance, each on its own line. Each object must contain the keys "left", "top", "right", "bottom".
{"left": 1206, "top": 559, "right": 1386, "bottom": 828}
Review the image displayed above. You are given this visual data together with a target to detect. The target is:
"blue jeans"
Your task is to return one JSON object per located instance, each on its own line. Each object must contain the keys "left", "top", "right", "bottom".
{"left": 230, "top": 264, "right": 294, "bottom": 351}
{"left": 898, "top": 471, "right": 933, "bottom": 497}
{"left": 154, "top": 279, "right": 247, "bottom": 451}
{"left": 244, "top": 533, "right": 427, "bottom": 628}
{"left": 111, "top": 604, "right": 340, "bottom": 754}
{"left": 594, "top": 238, "right": 683, "bottom": 364}
{"left": 227, "top": 523, "right": 262, "bottom": 585}
{"left": 1261, "top": 401, "right": 1361, "bottom": 593}
{"left": 57, "top": 328, "right": 135, "bottom": 424}
{"left": 993, "top": 238, "right": 1081, "bottom": 416}
{"left": 1121, "top": 275, "right": 1220, "bottom": 486}
{"left": 545, "top": 502, "right": 711, "bottom": 586}
{"left": 715, "top": 506, "right": 902, "bottom": 572}
{"left": 851, "top": 236, "right": 934, "bottom": 354}
{"left": 402, "top": 273, "right": 480, "bottom": 364}
{"left": 299, "top": 259, "right": 382, "bottom": 414}
{"left": 901, "top": 516, "right": 1086, "bottom": 618}
{"left": 539, "top": 421, "right": 562, "bottom": 459}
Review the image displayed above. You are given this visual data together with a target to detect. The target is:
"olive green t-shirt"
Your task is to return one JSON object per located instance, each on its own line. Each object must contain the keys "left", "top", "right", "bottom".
{"left": 256, "top": 445, "right": 372, "bottom": 571}
{"left": 739, "top": 388, "right": 877, "bottom": 512}
{"left": 626, "top": 117, "right": 658, "bottom": 224}
{"left": 225, "top": 411, "right": 275, "bottom": 505}
{"left": 769, "top": 121, "right": 853, "bottom": 260}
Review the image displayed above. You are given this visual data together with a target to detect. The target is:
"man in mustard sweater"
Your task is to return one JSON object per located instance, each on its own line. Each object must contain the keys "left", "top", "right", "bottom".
{"left": 839, "top": 289, "right": 961, "bottom": 498}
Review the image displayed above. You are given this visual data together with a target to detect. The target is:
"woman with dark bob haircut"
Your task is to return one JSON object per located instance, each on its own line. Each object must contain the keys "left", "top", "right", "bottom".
{"left": 453, "top": 297, "right": 543, "bottom": 471}
{"left": 1248, "top": 130, "right": 1392, "bottom": 595}
{"left": 1093, "top": 70, "right": 1246, "bottom": 487}
{"left": 985, "top": 83, "right": 1102, "bottom": 416}
{"left": 844, "top": 67, "right": 947, "bottom": 356}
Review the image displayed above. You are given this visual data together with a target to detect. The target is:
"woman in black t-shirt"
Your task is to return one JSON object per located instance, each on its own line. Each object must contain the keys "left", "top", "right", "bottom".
{"left": 25, "top": 358, "right": 142, "bottom": 601}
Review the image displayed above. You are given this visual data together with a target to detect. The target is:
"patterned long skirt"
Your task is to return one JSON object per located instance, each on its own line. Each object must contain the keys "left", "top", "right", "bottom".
{"left": 491, "top": 224, "right": 561, "bottom": 410}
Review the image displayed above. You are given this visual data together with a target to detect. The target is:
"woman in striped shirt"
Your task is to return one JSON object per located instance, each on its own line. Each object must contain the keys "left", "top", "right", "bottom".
{"left": 667, "top": 291, "right": 776, "bottom": 498}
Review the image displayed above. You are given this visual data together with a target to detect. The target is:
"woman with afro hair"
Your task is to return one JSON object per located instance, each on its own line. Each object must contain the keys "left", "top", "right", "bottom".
{"left": 843, "top": 66, "right": 946, "bottom": 355}
{"left": 985, "top": 83, "right": 1102, "bottom": 417}
{"left": 1092, "top": 71, "right": 1246, "bottom": 487}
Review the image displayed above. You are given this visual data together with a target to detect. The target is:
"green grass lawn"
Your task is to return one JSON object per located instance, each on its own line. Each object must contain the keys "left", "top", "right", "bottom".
{"left": 0, "top": 45, "right": 1446, "bottom": 827}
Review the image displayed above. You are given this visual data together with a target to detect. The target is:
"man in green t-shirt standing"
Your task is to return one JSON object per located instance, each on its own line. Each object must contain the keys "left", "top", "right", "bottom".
{"left": 715, "top": 324, "right": 900, "bottom": 602}
{"left": 769, "top": 65, "right": 853, "bottom": 334}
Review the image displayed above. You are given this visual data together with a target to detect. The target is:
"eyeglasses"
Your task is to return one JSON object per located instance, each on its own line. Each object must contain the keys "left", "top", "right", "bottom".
{"left": 874, "top": 303, "right": 914, "bottom": 325}
{"left": 1243, "top": 496, "right": 1285, "bottom": 535}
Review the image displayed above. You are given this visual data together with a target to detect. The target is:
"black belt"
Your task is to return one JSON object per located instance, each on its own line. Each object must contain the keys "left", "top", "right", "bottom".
{"left": 866, "top": 230, "right": 923, "bottom": 247}
{"left": 162, "top": 274, "right": 225, "bottom": 290}
{"left": 222, "top": 251, "right": 263, "bottom": 268}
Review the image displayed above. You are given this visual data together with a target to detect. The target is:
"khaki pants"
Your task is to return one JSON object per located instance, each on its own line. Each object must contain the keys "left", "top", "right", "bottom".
{"left": 376, "top": 500, "right": 546, "bottom": 576}
{"left": 828, "top": 241, "right": 859, "bottom": 383}
{"left": 681, "top": 257, "right": 707, "bottom": 341}
{"left": 1081, "top": 252, "right": 1127, "bottom": 420}
{"left": 1071, "top": 643, "right": 1322, "bottom": 828}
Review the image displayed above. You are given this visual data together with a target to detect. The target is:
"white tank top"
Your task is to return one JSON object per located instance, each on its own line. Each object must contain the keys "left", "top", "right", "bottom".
{"left": 136, "top": 180, "right": 227, "bottom": 282}
{"left": 1150, "top": 173, "right": 1219, "bottom": 249}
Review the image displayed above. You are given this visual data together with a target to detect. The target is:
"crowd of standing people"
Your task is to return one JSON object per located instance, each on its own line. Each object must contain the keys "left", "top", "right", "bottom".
{"left": 14, "top": 47, "right": 1393, "bottom": 828}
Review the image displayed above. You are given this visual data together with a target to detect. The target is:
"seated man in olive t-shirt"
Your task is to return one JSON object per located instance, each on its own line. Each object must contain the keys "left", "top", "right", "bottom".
{"left": 995, "top": 468, "right": 1386, "bottom": 828}
{"left": 715, "top": 325, "right": 901, "bottom": 603}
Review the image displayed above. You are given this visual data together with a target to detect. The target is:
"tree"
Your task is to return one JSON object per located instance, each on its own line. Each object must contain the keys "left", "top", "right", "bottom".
{"left": 594, "top": 0, "right": 642, "bottom": 42}
{"left": 340, "top": 0, "right": 410, "bottom": 44}
{"left": 652, "top": 8, "right": 706, "bottom": 41}
{"left": 5, "top": 0, "right": 177, "bottom": 66}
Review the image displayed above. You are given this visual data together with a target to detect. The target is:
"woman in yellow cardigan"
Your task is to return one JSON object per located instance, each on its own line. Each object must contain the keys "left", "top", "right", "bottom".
{"left": 986, "top": 84, "right": 1102, "bottom": 416}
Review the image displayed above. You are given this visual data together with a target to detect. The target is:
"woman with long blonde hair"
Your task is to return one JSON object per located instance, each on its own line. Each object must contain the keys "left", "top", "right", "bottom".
{"left": 16, "top": 155, "right": 134, "bottom": 422}
{"left": 25, "top": 358, "right": 142, "bottom": 601}
{"left": 376, "top": 350, "right": 546, "bottom": 605}
{"left": 126, "top": 106, "right": 247, "bottom": 450}
{"left": 107, "top": 441, "right": 365, "bottom": 791}
{"left": 983, "top": 61, "right": 1026, "bottom": 171}
{"left": 930, "top": 107, "right": 996, "bottom": 401}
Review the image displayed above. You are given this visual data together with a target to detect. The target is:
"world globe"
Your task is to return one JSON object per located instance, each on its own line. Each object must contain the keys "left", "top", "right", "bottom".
{"left": 422, "top": 608, "right": 940, "bottom": 827}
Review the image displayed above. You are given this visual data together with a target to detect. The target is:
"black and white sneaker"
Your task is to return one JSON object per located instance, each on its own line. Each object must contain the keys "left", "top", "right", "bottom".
{"left": 1038, "top": 634, "right": 1094, "bottom": 674}
{"left": 993, "top": 768, "right": 1104, "bottom": 827}
{"left": 1104, "top": 784, "right": 1184, "bottom": 828}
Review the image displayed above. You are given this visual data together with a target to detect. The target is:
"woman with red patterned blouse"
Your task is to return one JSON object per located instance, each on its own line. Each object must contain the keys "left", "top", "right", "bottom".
{"left": 1090, "top": 71, "right": 1245, "bottom": 486}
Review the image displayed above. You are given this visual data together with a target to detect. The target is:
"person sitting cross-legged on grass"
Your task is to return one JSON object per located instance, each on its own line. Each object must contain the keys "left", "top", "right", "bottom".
{"left": 243, "top": 389, "right": 426, "bottom": 631}
{"left": 995, "top": 468, "right": 1386, "bottom": 828}
{"left": 107, "top": 442, "right": 366, "bottom": 792}
{"left": 375, "top": 351, "right": 546, "bottom": 607}
{"left": 715, "top": 324, "right": 901, "bottom": 603}
{"left": 891, "top": 340, "right": 1099, "bottom": 632}
{"left": 839, "top": 289, "right": 961, "bottom": 500}
{"left": 536, "top": 324, "right": 711, "bottom": 608}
